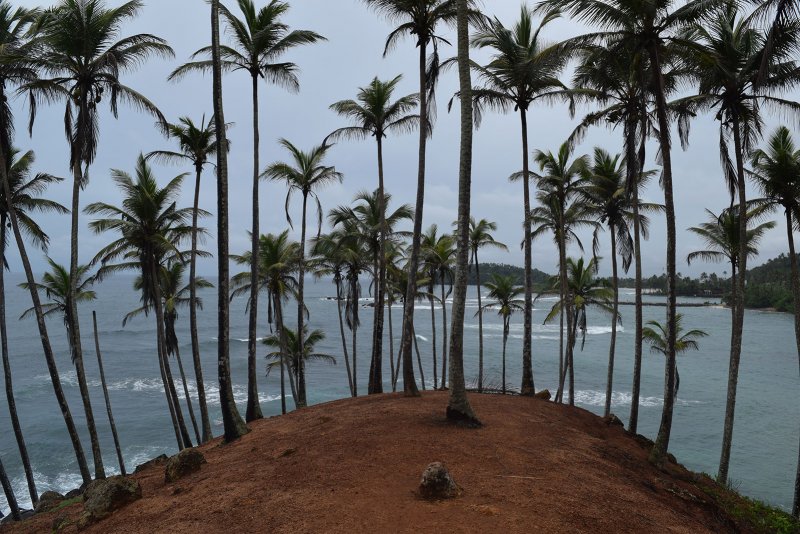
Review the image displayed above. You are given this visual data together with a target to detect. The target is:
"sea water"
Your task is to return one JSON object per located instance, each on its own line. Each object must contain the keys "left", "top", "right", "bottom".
{"left": 0, "top": 273, "right": 796, "bottom": 514}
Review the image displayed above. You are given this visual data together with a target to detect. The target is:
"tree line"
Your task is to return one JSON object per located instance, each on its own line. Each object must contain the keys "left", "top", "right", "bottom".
{"left": 1, "top": 0, "right": 800, "bottom": 523}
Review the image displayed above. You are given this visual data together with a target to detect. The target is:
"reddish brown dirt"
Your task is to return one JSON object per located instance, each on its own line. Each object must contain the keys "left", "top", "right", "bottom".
{"left": 9, "top": 392, "right": 739, "bottom": 533}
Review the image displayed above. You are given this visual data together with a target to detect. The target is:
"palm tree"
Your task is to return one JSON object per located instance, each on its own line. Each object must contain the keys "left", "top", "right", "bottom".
{"left": 470, "top": 6, "right": 572, "bottom": 396}
{"left": 266, "top": 139, "right": 342, "bottom": 407}
{"left": 481, "top": 274, "right": 524, "bottom": 394}
{"left": 91, "top": 310, "right": 125, "bottom": 476}
{"left": 328, "top": 75, "right": 419, "bottom": 395}
{"left": 749, "top": 126, "right": 800, "bottom": 516}
{"left": 264, "top": 326, "right": 337, "bottom": 387}
{"left": 0, "top": 457, "right": 19, "bottom": 520}
{"left": 1, "top": 148, "right": 67, "bottom": 504}
{"left": 232, "top": 230, "right": 300, "bottom": 413}
{"left": 421, "top": 225, "right": 455, "bottom": 389}
{"left": 146, "top": 115, "right": 220, "bottom": 442}
{"left": 543, "top": 257, "right": 618, "bottom": 401}
{"left": 580, "top": 149, "right": 657, "bottom": 417}
{"left": 363, "top": 0, "right": 475, "bottom": 398}
{"left": 674, "top": 5, "right": 800, "bottom": 484}
{"left": 171, "top": 0, "right": 324, "bottom": 422}
{"left": 643, "top": 314, "right": 708, "bottom": 401}
{"left": 529, "top": 142, "right": 593, "bottom": 404}
{"left": 30, "top": 0, "right": 174, "bottom": 475}
{"left": 466, "top": 218, "right": 507, "bottom": 393}
{"left": 86, "top": 155, "right": 197, "bottom": 450}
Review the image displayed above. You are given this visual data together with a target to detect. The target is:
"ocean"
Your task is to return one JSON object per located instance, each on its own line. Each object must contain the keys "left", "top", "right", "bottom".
{"left": 0, "top": 273, "right": 797, "bottom": 514}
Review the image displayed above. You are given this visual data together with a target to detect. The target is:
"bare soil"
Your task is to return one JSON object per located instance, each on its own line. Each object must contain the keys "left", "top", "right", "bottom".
{"left": 8, "top": 392, "right": 742, "bottom": 533}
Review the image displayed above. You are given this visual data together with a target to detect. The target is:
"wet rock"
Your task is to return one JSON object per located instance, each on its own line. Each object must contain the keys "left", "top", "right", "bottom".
{"left": 419, "top": 462, "right": 459, "bottom": 499}
{"left": 165, "top": 448, "right": 207, "bottom": 483}
{"left": 34, "top": 491, "right": 65, "bottom": 513}
{"left": 603, "top": 414, "right": 624, "bottom": 427}
{"left": 64, "top": 488, "right": 83, "bottom": 500}
{"left": 80, "top": 476, "right": 142, "bottom": 526}
{"left": 534, "top": 389, "right": 551, "bottom": 401}
{"left": 134, "top": 453, "right": 169, "bottom": 474}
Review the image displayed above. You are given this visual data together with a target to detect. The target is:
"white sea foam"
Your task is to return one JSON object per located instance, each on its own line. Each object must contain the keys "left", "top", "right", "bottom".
{"left": 573, "top": 390, "right": 702, "bottom": 408}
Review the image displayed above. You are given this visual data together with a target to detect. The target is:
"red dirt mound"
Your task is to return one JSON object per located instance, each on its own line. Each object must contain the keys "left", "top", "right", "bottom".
{"left": 9, "top": 392, "right": 739, "bottom": 533}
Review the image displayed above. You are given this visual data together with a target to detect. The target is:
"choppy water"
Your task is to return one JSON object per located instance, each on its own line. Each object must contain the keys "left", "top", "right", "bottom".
{"left": 0, "top": 274, "right": 797, "bottom": 514}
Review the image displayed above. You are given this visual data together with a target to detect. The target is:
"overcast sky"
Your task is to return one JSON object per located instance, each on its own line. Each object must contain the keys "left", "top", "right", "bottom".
{"left": 6, "top": 0, "right": 800, "bottom": 279}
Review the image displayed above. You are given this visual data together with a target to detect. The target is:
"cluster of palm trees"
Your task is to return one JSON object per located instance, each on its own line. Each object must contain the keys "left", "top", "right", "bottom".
{"left": 1, "top": 0, "right": 800, "bottom": 522}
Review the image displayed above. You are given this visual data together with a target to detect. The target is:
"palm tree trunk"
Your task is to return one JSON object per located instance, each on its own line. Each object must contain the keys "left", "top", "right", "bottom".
{"left": 412, "top": 324, "right": 426, "bottom": 390}
{"left": 519, "top": 108, "right": 535, "bottom": 396}
{"left": 247, "top": 72, "right": 263, "bottom": 422}
{"left": 174, "top": 343, "right": 201, "bottom": 445}
{"left": 0, "top": 457, "right": 19, "bottom": 521}
{"left": 429, "top": 288, "right": 438, "bottom": 388}
{"left": 784, "top": 213, "right": 800, "bottom": 518}
{"left": 69, "top": 162, "right": 105, "bottom": 480}
{"left": 162, "top": 341, "right": 192, "bottom": 448}
{"left": 718, "top": 114, "right": 749, "bottom": 484}
{"left": 274, "top": 292, "right": 287, "bottom": 415}
{"left": 475, "top": 251, "right": 484, "bottom": 393}
{"left": 393, "top": 313, "right": 404, "bottom": 391}
{"left": 502, "top": 318, "right": 509, "bottom": 394}
{"left": 335, "top": 278, "right": 354, "bottom": 396}
{"left": 211, "top": 0, "right": 249, "bottom": 442}
{"left": 604, "top": 227, "right": 619, "bottom": 418}
{"left": 0, "top": 217, "right": 38, "bottom": 504}
{"left": 92, "top": 311, "right": 126, "bottom": 476}
{"left": 649, "top": 45, "right": 678, "bottom": 466}
{"left": 556, "top": 238, "right": 572, "bottom": 405}
{"left": 628, "top": 116, "right": 644, "bottom": 434}
{"left": 398, "top": 40, "right": 428, "bottom": 399}
{"left": 351, "top": 275, "right": 359, "bottom": 397}
{"left": 296, "top": 194, "right": 309, "bottom": 407}
{"left": 440, "top": 279, "right": 448, "bottom": 388}
{"left": 189, "top": 164, "right": 212, "bottom": 442}
{"left": 1, "top": 159, "right": 91, "bottom": 484}
{"left": 369, "top": 137, "right": 387, "bottom": 395}
{"left": 388, "top": 296, "right": 396, "bottom": 391}
{"left": 156, "top": 328, "right": 183, "bottom": 450}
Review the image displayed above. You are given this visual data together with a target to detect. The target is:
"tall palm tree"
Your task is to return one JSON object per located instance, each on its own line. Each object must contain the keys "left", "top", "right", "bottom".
{"left": 1, "top": 149, "right": 67, "bottom": 504}
{"left": 466, "top": 217, "right": 507, "bottom": 393}
{"left": 146, "top": 115, "right": 219, "bottom": 442}
{"left": 421, "top": 225, "right": 455, "bottom": 389}
{"left": 266, "top": 139, "right": 342, "bottom": 407}
{"left": 86, "top": 155, "right": 197, "bottom": 450}
{"left": 643, "top": 314, "right": 708, "bottom": 401}
{"left": 91, "top": 310, "right": 125, "bottom": 476}
{"left": 529, "top": 142, "right": 592, "bottom": 404}
{"left": 749, "top": 126, "right": 800, "bottom": 516}
{"left": 470, "top": 6, "right": 572, "bottom": 396}
{"left": 543, "top": 256, "right": 618, "bottom": 400}
{"left": 481, "top": 274, "right": 524, "bottom": 394}
{"left": 363, "top": 0, "right": 474, "bottom": 398}
{"left": 674, "top": 5, "right": 800, "bottom": 484}
{"left": 328, "top": 75, "right": 419, "bottom": 395}
{"left": 580, "top": 149, "right": 658, "bottom": 417}
{"left": 264, "top": 326, "right": 336, "bottom": 386}
{"left": 30, "top": 0, "right": 174, "bottom": 476}
{"left": 0, "top": 456, "right": 19, "bottom": 520}
{"left": 171, "top": 0, "right": 324, "bottom": 422}
{"left": 232, "top": 230, "right": 301, "bottom": 414}
{"left": 540, "top": 0, "right": 725, "bottom": 465}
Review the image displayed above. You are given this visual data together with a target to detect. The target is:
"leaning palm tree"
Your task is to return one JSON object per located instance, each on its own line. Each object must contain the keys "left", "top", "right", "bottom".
{"left": 421, "top": 225, "right": 455, "bottom": 389}
{"left": 171, "top": 0, "right": 324, "bottom": 422}
{"left": 266, "top": 139, "right": 342, "bottom": 407}
{"left": 466, "top": 217, "right": 507, "bottom": 393}
{"left": 539, "top": 0, "right": 723, "bottom": 466}
{"left": 674, "top": 5, "right": 800, "bottom": 485}
{"left": 469, "top": 6, "right": 573, "bottom": 396}
{"left": 543, "top": 257, "right": 617, "bottom": 405}
{"left": 146, "top": 115, "right": 219, "bottom": 442}
{"left": 328, "top": 75, "right": 419, "bottom": 395}
{"left": 232, "top": 230, "right": 301, "bottom": 413}
{"left": 481, "top": 274, "right": 524, "bottom": 394}
{"left": 749, "top": 126, "right": 800, "bottom": 516}
{"left": 30, "top": 0, "right": 174, "bottom": 477}
{"left": 643, "top": 314, "right": 708, "bottom": 401}
{"left": 1, "top": 148, "right": 67, "bottom": 504}
{"left": 86, "top": 155, "right": 197, "bottom": 450}
{"left": 363, "top": 0, "right": 475, "bottom": 398}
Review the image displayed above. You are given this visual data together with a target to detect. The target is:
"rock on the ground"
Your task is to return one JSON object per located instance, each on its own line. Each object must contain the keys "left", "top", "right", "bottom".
{"left": 419, "top": 462, "right": 459, "bottom": 499}
{"left": 165, "top": 448, "right": 207, "bottom": 483}
{"left": 134, "top": 453, "right": 169, "bottom": 474}
{"left": 534, "top": 389, "right": 551, "bottom": 401}
{"left": 64, "top": 488, "right": 83, "bottom": 500}
{"left": 34, "top": 491, "right": 65, "bottom": 513}
{"left": 603, "top": 414, "right": 624, "bottom": 427}
{"left": 79, "top": 475, "right": 142, "bottom": 527}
